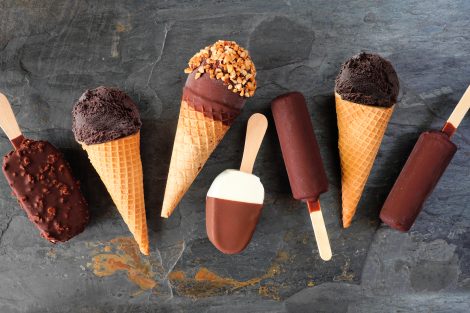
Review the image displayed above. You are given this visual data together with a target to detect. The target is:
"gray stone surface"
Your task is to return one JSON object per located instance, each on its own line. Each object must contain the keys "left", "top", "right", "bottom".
{"left": 0, "top": 0, "right": 469, "bottom": 312}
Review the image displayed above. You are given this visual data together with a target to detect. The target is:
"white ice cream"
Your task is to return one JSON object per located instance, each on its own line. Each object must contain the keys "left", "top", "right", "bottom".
{"left": 207, "top": 169, "right": 264, "bottom": 204}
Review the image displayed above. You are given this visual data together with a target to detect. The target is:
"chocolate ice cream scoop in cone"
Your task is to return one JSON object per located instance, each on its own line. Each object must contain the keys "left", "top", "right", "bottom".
{"left": 334, "top": 52, "right": 399, "bottom": 228}
{"left": 161, "top": 40, "right": 257, "bottom": 218}
{"left": 72, "top": 87, "right": 149, "bottom": 255}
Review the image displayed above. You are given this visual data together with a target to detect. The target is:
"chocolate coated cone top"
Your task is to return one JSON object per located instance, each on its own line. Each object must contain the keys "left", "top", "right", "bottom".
{"left": 185, "top": 70, "right": 246, "bottom": 111}
{"left": 181, "top": 70, "right": 246, "bottom": 125}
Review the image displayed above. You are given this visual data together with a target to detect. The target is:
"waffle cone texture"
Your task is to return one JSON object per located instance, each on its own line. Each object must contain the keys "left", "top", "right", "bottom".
{"left": 161, "top": 100, "right": 238, "bottom": 218}
{"left": 335, "top": 93, "right": 394, "bottom": 228}
{"left": 81, "top": 131, "right": 149, "bottom": 255}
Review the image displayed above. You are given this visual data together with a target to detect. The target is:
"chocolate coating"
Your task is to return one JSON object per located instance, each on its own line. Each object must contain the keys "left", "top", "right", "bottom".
{"left": 183, "top": 71, "right": 245, "bottom": 124}
{"left": 335, "top": 52, "right": 399, "bottom": 107}
{"left": 2, "top": 139, "right": 89, "bottom": 242}
{"left": 271, "top": 92, "right": 329, "bottom": 201}
{"left": 11, "top": 135, "right": 26, "bottom": 150}
{"left": 72, "top": 86, "right": 141, "bottom": 145}
{"left": 380, "top": 131, "right": 457, "bottom": 231}
{"left": 206, "top": 197, "right": 263, "bottom": 254}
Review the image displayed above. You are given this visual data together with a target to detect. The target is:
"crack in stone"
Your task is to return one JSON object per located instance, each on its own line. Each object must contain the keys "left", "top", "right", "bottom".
{"left": 18, "top": 58, "right": 32, "bottom": 77}
{"left": 146, "top": 22, "right": 172, "bottom": 88}
{"left": 164, "top": 241, "right": 186, "bottom": 278}
{"left": 0, "top": 215, "right": 18, "bottom": 248}
{"left": 123, "top": 21, "right": 173, "bottom": 119}
{"left": 162, "top": 240, "right": 186, "bottom": 300}
{"left": 0, "top": 38, "right": 10, "bottom": 53}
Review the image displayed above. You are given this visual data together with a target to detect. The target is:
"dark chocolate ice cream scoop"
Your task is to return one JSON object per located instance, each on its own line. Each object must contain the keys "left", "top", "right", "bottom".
{"left": 72, "top": 86, "right": 141, "bottom": 145}
{"left": 335, "top": 52, "right": 399, "bottom": 107}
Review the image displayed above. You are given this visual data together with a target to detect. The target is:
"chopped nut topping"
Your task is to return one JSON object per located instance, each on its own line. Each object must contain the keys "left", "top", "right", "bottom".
{"left": 59, "top": 184, "right": 70, "bottom": 196}
{"left": 184, "top": 40, "right": 257, "bottom": 98}
{"left": 22, "top": 157, "right": 30, "bottom": 166}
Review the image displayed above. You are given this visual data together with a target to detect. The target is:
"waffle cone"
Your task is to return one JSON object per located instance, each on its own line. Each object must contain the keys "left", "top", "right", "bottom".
{"left": 161, "top": 100, "right": 237, "bottom": 218}
{"left": 81, "top": 131, "right": 149, "bottom": 255}
{"left": 335, "top": 93, "right": 394, "bottom": 228}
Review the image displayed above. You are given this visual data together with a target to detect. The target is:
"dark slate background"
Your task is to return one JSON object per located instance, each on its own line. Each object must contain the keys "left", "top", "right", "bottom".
{"left": 0, "top": 1, "right": 469, "bottom": 312}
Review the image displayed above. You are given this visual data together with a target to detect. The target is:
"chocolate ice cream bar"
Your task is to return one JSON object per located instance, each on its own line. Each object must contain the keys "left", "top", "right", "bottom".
{"left": 380, "top": 86, "right": 470, "bottom": 231}
{"left": 271, "top": 92, "right": 328, "bottom": 201}
{"left": 272, "top": 92, "right": 332, "bottom": 261}
{"left": 3, "top": 138, "right": 89, "bottom": 242}
{"left": 380, "top": 132, "right": 456, "bottom": 231}
{"left": 1, "top": 93, "right": 89, "bottom": 243}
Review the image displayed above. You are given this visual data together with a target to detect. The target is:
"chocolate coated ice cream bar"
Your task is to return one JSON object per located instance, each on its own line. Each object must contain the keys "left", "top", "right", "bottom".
{"left": 272, "top": 92, "right": 332, "bottom": 261}
{"left": 380, "top": 131, "right": 456, "bottom": 231}
{"left": 380, "top": 86, "right": 470, "bottom": 231}
{"left": 1, "top": 93, "right": 89, "bottom": 242}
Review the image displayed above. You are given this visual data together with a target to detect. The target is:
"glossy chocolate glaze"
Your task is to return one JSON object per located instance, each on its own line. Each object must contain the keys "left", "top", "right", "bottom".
{"left": 271, "top": 92, "right": 329, "bottom": 202}
{"left": 380, "top": 131, "right": 457, "bottom": 231}
{"left": 2, "top": 139, "right": 90, "bottom": 242}
{"left": 11, "top": 135, "right": 26, "bottom": 150}
{"left": 442, "top": 122, "right": 456, "bottom": 137}
{"left": 206, "top": 196, "right": 263, "bottom": 254}
{"left": 183, "top": 71, "right": 245, "bottom": 125}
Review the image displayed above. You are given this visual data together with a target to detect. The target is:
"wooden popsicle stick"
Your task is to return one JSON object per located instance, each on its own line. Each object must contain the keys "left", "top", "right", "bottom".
{"left": 0, "top": 93, "right": 22, "bottom": 143}
{"left": 442, "top": 85, "right": 470, "bottom": 137}
{"left": 308, "top": 200, "right": 332, "bottom": 261}
{"left": 240, "top": 113, "right": 268, "bottom": 174}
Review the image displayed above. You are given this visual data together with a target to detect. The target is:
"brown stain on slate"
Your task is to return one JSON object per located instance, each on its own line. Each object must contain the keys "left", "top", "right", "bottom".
{"left": 333, "top": 258, "right": 355, "bottom": 282}
{"left": 115, "top": 22, "right": 128, "bottom": 33}
{"left": 91, "top": 237, "right": 157, "bottom": 291}
{"left": 168, "top": 250, "right": 289, "bottom": 299}
{"left": 258, "top": 282, "right": 281, "bottom": 301}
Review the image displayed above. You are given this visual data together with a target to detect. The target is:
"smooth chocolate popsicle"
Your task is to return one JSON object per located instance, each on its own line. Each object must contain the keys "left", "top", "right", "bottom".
{"left": 271, "top": 92, "right": 328, "bottom": 201}
{"left": 380, "top": 131, "right": 457, "bottom": 231}
{"left": 380, "top": 85, "right": 470, "bottom": 232}
{"left": 2, "top": 137, "right": 89, "bottom": 242}
{"left": 272, "top": 92, "right": 332, "bottom": 261}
